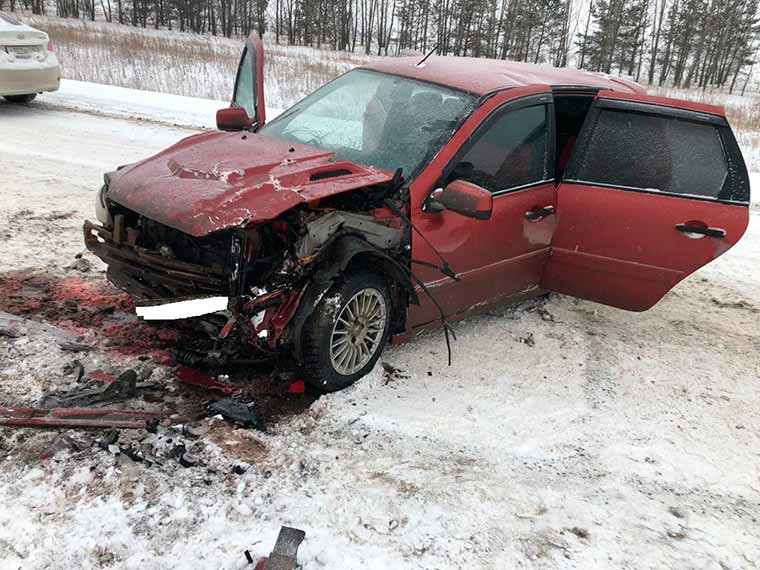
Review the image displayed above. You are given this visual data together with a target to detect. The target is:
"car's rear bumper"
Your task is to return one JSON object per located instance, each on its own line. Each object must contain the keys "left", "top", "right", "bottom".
{"left": 0, "top": 60, "right": 60, "bottom": 96}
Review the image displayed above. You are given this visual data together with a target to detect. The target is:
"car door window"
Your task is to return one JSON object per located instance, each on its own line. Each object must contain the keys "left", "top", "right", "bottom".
{"left": 447, "top": 104, "right": 550, "bottom": 193}
{"left": 234, "top": 47, "right": 255, "bottom": 119}
{"left": 567, "top": 108, "right": 733, "bottom": 200}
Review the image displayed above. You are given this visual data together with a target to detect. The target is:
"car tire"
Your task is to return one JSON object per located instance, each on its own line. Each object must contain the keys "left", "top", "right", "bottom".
{"left": 4, "top": 94, "right": 37, "bottom": 104}
{"left": 302, "top": 270, "right": 392, "bottom": 392}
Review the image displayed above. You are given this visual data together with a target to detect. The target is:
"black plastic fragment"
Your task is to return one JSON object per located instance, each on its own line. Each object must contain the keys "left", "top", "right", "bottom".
{"left": 209, "top": 399, "right": 263, "bottom": 429}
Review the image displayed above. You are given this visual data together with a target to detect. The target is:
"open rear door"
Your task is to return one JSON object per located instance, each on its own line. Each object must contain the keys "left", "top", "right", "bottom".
{"left": 232, "top": 32, "right": 266, "bottom": 128}
{"left": 542, "top": 91, "right": 750, "bottom": 311}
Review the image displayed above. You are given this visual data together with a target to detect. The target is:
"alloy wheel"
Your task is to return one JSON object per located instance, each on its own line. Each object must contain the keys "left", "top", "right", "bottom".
{"left": 329, "top": 288, "right": 387, "bottom": 376}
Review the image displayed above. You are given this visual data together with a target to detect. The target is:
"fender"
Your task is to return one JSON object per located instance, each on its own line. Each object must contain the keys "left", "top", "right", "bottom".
{"left": 289, "top": 234, "right": 418, "bottom": 363}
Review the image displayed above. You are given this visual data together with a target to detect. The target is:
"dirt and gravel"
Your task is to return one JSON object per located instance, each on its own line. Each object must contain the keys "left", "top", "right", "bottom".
{"left": 1, "top": 92, "right": 759, "bottom": 570}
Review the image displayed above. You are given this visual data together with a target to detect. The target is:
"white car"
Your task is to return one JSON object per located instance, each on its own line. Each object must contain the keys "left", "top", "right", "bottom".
{"left": 0, "top": 12, "right": 60, "bottom": 103}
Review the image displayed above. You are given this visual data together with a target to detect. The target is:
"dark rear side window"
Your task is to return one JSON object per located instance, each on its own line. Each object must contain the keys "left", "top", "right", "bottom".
{"left": 567, "top": 107, "right": 748, "bottom": 203}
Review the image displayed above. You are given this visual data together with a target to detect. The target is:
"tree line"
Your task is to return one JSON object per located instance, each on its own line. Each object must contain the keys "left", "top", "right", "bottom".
{"left": 2, "top": 0, "right": 758, "bottom": 90}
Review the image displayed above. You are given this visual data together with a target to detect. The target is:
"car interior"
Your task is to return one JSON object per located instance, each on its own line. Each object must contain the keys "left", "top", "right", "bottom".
{"left": 553, "top": 93, "right": 595, "bottom": 180}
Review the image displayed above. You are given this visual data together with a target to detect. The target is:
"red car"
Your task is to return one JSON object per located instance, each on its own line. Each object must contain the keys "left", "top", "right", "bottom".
{"left": 85, "top": 34, "right": 751, "bottom": 391}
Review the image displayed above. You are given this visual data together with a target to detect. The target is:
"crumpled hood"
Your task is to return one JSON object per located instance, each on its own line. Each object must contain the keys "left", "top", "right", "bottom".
{"left": 106, "top": 131, "right": 394, "bottom": 237}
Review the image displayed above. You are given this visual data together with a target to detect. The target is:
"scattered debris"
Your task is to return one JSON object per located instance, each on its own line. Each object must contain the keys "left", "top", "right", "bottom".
{"left": 40, "top": 369, "right": 139, "bottom": 407}
{"left": 180, "top": 423, "right": 208, "bottom": 439}
{"left": 567, "top": 526, "right": 590, "bottom": 539}
{"left": 179, "top": 451, "right": 198, "bottom": 468}
{"left": 381, "top": 362, "right": 410, "bottom": 385}
{"left": 39, "top": 433, "right": 87, "bottom": 459}
{"left": 175, "top": 365, "right": 235, "bottom": 394}
{"left": 518, "top": 332, "right": 535, "bottom": 347}
{"left": 0, "top": 407, "right": 161, "bottom": 429}
{"left": 246, "top": 526, "right": 306, "bottom": 569}
{"left": 668, "top": 506, "right": 685, "bottom": 519}
{"left": 209, "top": 399, "right": 263, "bottom": 429}
{"left": 97, "top": 429, "right": 119, "bottom": 449}
{"left": 63, "top": 359, "right": 86, "bottom": 382}
{"left": 66, "top": 255, "right": 92, "bottom": 273}
{"left": 120, "top": 444, "right": 147, "bottom": 463}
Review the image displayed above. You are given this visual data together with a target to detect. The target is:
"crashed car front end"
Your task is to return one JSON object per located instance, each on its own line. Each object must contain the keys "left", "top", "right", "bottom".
{"left": 83, "top": 145, "right": 414, "bottom": 368}
{"left": 84, "top": 67, "right": 476, "bottom": 386}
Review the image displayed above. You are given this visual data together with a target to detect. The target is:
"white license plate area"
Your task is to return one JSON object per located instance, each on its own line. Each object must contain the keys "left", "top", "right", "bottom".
{"left": 6, "top": 45, "right": 40, "bottom": 58}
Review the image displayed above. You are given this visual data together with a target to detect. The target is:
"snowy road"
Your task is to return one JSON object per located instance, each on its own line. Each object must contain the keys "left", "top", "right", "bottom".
{"left": 1, "top": 88, "right": 759, "bottom": 570}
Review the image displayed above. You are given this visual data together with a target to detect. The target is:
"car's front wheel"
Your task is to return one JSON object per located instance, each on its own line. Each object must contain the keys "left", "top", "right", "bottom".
{"left": 4, "top": 94, "right": 37, "bottom": 104}
{"left": 302, "top": 270, "right": 392, "bottom": 392}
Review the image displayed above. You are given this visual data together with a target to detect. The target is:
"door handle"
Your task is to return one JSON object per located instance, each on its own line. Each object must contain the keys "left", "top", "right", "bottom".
{"left": 525, "top": 205, "right": 555, "bottom": 221}
{"left": 675, "top": 223, "right": 726, "bottom": 238}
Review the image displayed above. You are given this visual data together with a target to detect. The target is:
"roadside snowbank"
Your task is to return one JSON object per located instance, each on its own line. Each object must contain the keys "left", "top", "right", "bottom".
{"left": 38, "top": 79, "right": 281, "bottom": 129}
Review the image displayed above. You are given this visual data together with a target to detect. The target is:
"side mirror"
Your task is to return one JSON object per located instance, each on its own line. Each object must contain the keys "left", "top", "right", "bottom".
{"left": 429, "top": 180, "right": 493, "bottom": 220}
{"left": 216, "top": 107, "right": 253, "bottom": 131}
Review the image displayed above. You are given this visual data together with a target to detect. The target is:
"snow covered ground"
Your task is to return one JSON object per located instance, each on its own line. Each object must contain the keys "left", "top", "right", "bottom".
{"left": 0, "top": 85, "right": 759, "bottom": 570}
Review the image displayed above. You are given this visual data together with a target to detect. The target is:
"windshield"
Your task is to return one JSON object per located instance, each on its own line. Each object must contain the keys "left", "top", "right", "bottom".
{"left": 259, "top": 69, "right": 476, "bottom": 179}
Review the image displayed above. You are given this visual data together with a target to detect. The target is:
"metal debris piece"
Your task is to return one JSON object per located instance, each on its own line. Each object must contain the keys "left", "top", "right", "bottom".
{"left": 179, "top": 452, "right": 198, "bottom": 467}
{"left": 175, "top": 365, "right": 235, "bottom": 394}
{"left": 296, "top": 211, "right": 403, "bottom": 258}
{"left": 63, "top": 359, "right": 86, "bottom": 382}
{"left": 97, "top": 429, "right": 119, "bottom": 448}
{"left": 41, "top": 369, "right": 138, "bottom": 408}
{"left": 0, "top": 407, "right": 161, "bottom": 429}
{"left": 209, "top": 399, "right": 262, "bottom": 429}
{"left": 58, "top": 340, "right": 94, "bottom": 352}
{"left": 264, "top": 526, "right": 306, "bottom": 570}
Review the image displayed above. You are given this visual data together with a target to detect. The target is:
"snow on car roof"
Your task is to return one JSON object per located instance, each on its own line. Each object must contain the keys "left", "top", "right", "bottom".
{"left": 361, "top": 55, "right": 647, "bottom": 96}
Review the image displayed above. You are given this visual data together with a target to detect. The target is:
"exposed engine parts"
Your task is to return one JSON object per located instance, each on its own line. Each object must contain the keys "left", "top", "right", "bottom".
{"left": 295, "top": 210, "right": 404, "bottom": 258}
{"left": 84, "top": 178, "right": 416, "bottom": 380}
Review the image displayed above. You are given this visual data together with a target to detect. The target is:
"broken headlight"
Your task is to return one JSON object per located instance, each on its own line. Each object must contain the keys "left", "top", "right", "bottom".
{"left": 95, "top": 173, "right": 113, "bottom": 226}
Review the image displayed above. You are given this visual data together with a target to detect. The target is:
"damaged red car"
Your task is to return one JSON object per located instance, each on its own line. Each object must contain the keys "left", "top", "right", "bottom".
{"left": 84, "top": 34, "right": 751, "bottom": 391}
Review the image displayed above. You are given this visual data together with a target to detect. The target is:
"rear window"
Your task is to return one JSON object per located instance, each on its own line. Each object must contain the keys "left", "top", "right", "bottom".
{"left": 569, "top": 109, "right": 730, "bottom": 201}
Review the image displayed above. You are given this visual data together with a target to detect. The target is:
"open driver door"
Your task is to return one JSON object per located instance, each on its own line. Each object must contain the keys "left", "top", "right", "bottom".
{"left": 217, "top": 33, "right": 266, "bottom": 131}
{"left": 541, "top": 90, "right": 750, "bottom": 311}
